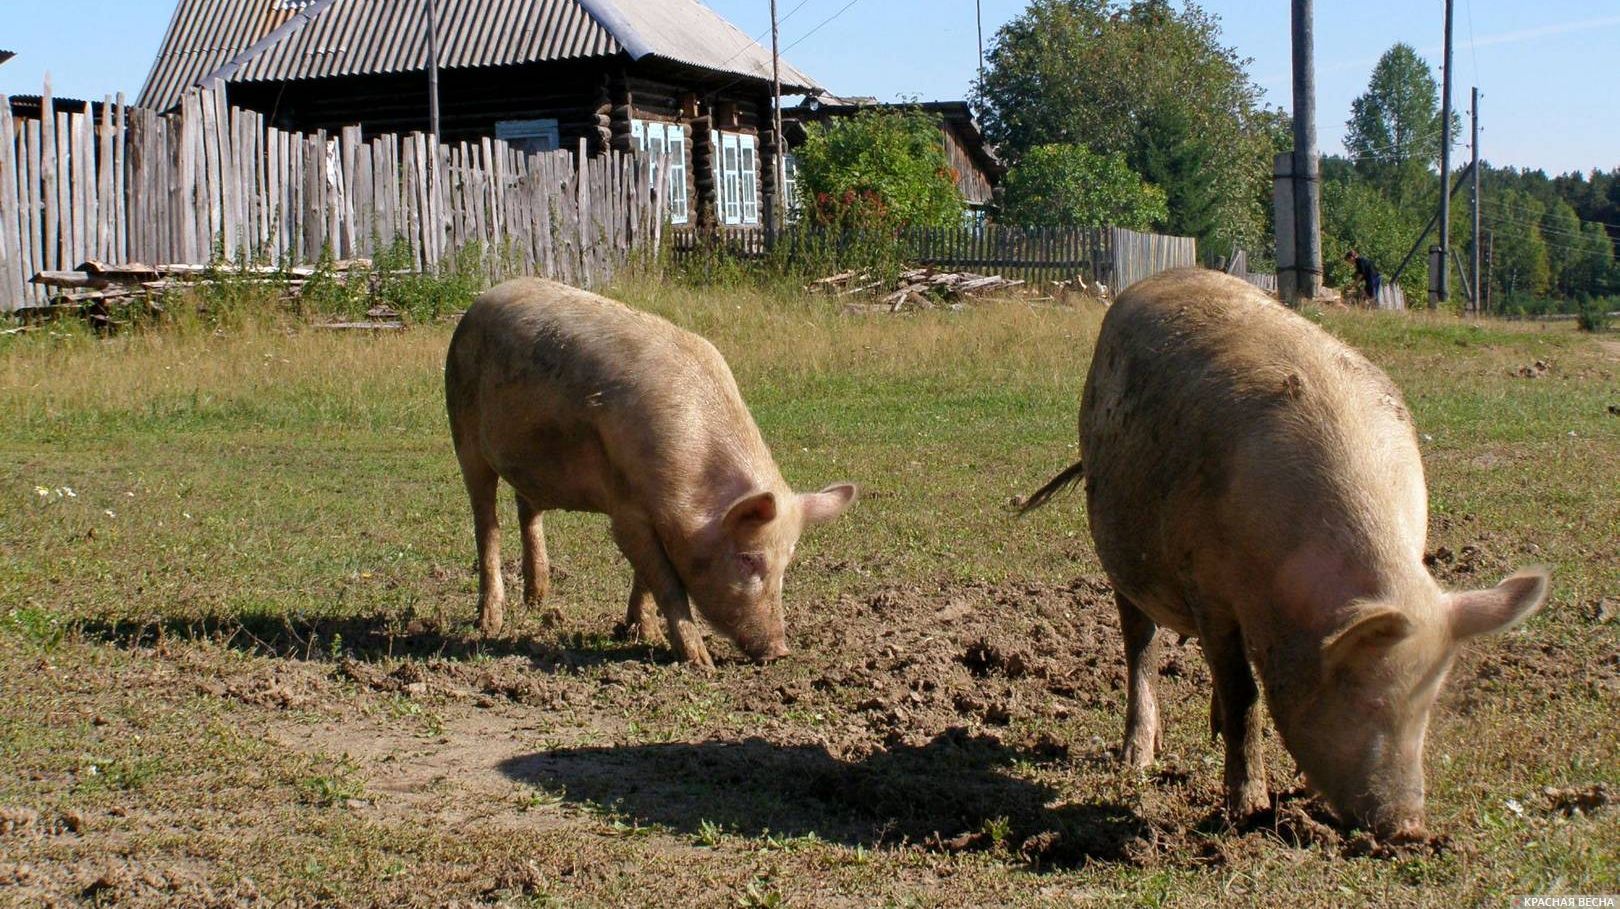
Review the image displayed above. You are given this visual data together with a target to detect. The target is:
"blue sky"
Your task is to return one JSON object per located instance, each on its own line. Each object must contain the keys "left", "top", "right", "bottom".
{"left": 2, "top": 0, "right": 1616, "bottom": 174}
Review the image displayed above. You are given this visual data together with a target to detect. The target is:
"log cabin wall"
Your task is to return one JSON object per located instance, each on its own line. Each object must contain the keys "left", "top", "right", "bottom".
{"left": 225, "top": 58, "right": 776, "bottom": 230}
{"left": 226, "top": 60, "right": 614, "bottom": 151}
{"left": 942, "top": 120, "right": 995, "bottom": 207}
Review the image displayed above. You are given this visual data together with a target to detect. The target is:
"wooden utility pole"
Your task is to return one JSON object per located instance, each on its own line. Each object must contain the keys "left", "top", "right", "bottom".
{"left": 1470, "top": 87, "right": 1481, "bottom": 315}
{"left": 1287, "top": 0, "right": 1321, "bottom": 305}
{"left": 1434, "top": 0, "right": 1455, "bottom": 307}
{"left": 770, "top": 0, "right": 784, "bottom": 234}
{"left": 977, "top": 0, "right": 986, "bottom": 84}
{"left": 426, "top": 0, "right": 441, "bottom": 141}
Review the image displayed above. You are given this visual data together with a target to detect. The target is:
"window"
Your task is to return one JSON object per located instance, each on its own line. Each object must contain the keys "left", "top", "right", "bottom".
{"left": 739, "top": 135, "right": 758, "bottom": 225}
{"left": 781, "top": 153, "right": 800, "bottom": 223}
{"left": 713, "top": 130, "right": 760, "bottom": 226}
{"left": 665, "top": 129, "right": 688, "bottom": 224}
{"left": 494, "top": 118, "right": 559, "bottom": 154}
{"left": 631, "top": 119, "right": 689, "bottom": 224}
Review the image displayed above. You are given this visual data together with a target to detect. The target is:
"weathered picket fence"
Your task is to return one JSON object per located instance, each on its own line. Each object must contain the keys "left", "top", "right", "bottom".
{"left": 670, "top": 223, "right": 1194, "bottom": 291}
{"left": 0, "top": 82, "right": 668, "bottom": 311}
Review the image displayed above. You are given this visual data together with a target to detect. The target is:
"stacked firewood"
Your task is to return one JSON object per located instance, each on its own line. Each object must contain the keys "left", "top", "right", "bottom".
{"left": 22, "top": 259, "right": 403, "bottom": 330}
{"left": 808, "top": 267, "right": 1027, "bottom": 313}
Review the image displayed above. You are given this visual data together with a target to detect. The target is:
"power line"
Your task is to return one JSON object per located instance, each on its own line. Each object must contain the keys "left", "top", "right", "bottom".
{"left": 781, "top": 0, "right": 867, "bottom": 55}
{"left": 1480, "top": 216, "right": 1613, "bottom": 256}
{"left": 1464, "top": 0, "right": 1481, "bottom": 88}
{"left": 1479, "top": 201, "right": 1620, "bottom": 236}
{"left": 710, "top": 0, "right": 817, "bottom": 75}
{"left": 702, "top": 0, "right": 867, "bottom": 102}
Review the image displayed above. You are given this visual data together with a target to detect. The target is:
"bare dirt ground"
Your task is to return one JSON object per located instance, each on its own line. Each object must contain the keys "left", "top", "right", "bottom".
{"left": 11, "top": 554, "right": 1610, "bottom": 907}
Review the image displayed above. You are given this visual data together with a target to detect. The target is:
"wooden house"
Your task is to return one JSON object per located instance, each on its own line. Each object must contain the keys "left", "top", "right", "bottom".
{"left": 138, "top": 0, "right": 821, "bottom": 230}
{"left": 783, "top": 96, "right": 1004, "bottom": 220}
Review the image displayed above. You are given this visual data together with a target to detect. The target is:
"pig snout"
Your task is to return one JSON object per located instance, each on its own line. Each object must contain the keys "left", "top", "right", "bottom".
{"left": 1380, "top": 815, "right": 1428, "bottom": 844}
{"left": 740, "top": 633, "right": 789, "bottom": 663}
{"left": 753, "top": 640, "right": 790, "bottom": 663}
{"left": 1351, "top": 797, "right": 1426, "bottom": 844}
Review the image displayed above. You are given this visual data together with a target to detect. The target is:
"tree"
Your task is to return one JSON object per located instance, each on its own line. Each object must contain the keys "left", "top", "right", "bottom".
{"left": 1542, "top": 199, "right": 1585, "bottom": 297}
{"left": 974, "top": 0, "right": 1275, "bottom": 255}
{"left": 1320, "top": 160, "right": 1429, "bottom": 300}
{"left": 1488, "top": 189, "right": 1551, "bottom": 305}
{"left": 792, "top": 108, "right": 964, "bottom": 230}
{"left": 1131, "top": 105, "right": 1222, "bottom": 251}
{"left": 999, "top": 144, "right": 1168, "bottom": 229}
{"left": 1344, "top": 44, "right": 1447, "bottom": 199}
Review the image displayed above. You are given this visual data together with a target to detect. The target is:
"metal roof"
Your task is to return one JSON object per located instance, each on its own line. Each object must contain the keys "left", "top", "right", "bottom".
{"left": 138, "top": 0, "right": 819, "bottom": 113}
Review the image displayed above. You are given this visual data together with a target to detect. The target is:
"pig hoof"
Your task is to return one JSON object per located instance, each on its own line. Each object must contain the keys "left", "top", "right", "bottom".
{"left": 612, "top": 620, "right": 659, "bottom": 644}
{"left": 1227, "top": 787, "right": 1270, "bottom": 824}
{"left": 1121, "top": 741, "right": 1155, "bottom": 769}
{"left": 478, "top": 609, "right": 505, "bottom": 636}
{"left": 679, "top": 644, "right": 716, "bottom": 671}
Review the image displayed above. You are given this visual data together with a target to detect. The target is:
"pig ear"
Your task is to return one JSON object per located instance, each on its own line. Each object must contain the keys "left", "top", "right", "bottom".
{"left": 1322, "top": 605, "right": 1414, "bottom": 678}
{"left": 800, "top": 483, "right": 857, "bottom": 526}
{"left": 724, "top": 490, "right": 778, "bottom": 535}
{"left": 1446, "top": 568, "right": 1549, "bottom": 640}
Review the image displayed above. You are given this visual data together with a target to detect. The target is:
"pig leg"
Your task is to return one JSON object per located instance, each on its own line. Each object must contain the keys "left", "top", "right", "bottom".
{"left": 1199, "top": 620, "right": 1269, "bottom": 821}
{"left": 456, "top": 446, "right": 505, "bottom": 636}
{"left": 611, "top": 518, "right": 714, "bottom": 669}
{"left": 615, "top": 573, "right": 663, "bottom": 644}
{"left": 1116, "top": 593, "right": 1162, "bottom": 768}
{"left": 516, "top": 494, "right": 549, "bottom": 605}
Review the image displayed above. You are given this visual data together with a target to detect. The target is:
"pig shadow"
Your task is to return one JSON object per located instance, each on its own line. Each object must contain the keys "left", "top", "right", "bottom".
{"left": 496, "top": 727, "right": 1150, "bottom": 868}
{"left": 74, "top": 607, "right": 656, "bottom": 674}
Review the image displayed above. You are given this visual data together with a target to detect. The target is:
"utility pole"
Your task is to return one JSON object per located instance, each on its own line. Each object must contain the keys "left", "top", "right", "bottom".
{"left": 1434, "top": 0, "right": 1454, "bottom": 307}
{"left": 1288, "top": 0, "right": 1321, "bottom": 305}
{"left": 1469, "top": 87, "right": 1481, "bottom": 315}
{"left": 426, "top": 0, "right": 441, "bottom": 142}
{"left": 770, "top": 0, "right": 784, "bottom": 235}
{"left": 976, "top": 0, "right": 985, "bottom": 85}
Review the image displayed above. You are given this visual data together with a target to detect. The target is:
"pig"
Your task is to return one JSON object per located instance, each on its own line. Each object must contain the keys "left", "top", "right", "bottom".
{"left": 444, "top": 278, "right": 856, "bottom": 667}
{"left": 1022, "top": 268, "right": 1548, "bottom": 840}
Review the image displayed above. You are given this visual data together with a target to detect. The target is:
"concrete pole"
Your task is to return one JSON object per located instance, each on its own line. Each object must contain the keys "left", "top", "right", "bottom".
{"left": 426, "top": 0, "right": 441, "bottom": 142}
{"left": 1290, "top": 0, "right": 1321, "bottom": 306}
{"left": 1435, "top": 0, "right": 1454, "bottom": 307}
{"left": 1470, "top": 87, "right": 1481, "bottom": 315}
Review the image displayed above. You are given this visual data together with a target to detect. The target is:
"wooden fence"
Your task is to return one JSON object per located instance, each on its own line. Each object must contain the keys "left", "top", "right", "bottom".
{"left": 1226, "top": 248, "right": 1279, "bottom": 295}
{"left": 671, "top": 223, "right": 1191, "bottom": 291}
{"left": 0, "top": 82, "right": 668, "bottom": 311}
{"left": 1107, "top": 227, "right": 1198, "bottom": 293}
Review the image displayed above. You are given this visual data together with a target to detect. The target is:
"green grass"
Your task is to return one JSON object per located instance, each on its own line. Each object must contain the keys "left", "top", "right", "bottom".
{"left": 0, "top": 283, "right": 1615, "bottom": 906}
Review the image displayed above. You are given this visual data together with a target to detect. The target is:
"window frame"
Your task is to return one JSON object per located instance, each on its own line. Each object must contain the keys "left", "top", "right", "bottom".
{"left": 713, "top": 130, "right": 760, "bottom": 227}
{"left": 494, "top": 118, "right": 560, "bottom": 154}
{"left": 630, "top": 118, "right": 689, "bottom": 225}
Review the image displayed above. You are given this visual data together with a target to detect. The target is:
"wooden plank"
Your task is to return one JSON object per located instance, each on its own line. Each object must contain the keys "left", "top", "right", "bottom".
{"left": 39, "top": 78, "right": 60, "bottom": 272}
{"left": 0, "top": 94, "right": 22, "bottom": 309}
{"left": 23, "top": 119, "right": 44, "bottom": 306}
{"left": 340, "top": 125, "right": 360, "bottom": 258}
{"left": 113, "top": 94, "right": 127, "bottom": 263}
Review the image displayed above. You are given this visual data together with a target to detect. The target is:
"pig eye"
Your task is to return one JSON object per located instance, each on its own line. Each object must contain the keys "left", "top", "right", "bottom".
{"left": 736, "top": 552, "right": 767, "bottom": 578}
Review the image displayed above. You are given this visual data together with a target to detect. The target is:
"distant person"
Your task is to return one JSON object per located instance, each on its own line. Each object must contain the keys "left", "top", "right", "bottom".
{"left": 1345, "top": 249, "right": 1381, "bottom": 304}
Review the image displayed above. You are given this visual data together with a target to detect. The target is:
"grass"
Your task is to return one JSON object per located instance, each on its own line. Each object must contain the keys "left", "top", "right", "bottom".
{"left": 1, "top": 281, "right": 1616, "bottom": 906}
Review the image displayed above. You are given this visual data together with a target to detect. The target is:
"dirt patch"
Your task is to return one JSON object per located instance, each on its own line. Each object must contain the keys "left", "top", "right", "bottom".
{"left": 1511, "top": 358, "right": 1554, "bottom": 378}
{"left": 1542, "top": 783, "right": 1611, "bottom": 818}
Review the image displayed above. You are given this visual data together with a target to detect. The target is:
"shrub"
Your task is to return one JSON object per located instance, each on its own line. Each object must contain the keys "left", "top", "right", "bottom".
{"left": 998, "top": 144, "right": 1167, "bottom": 229}
{"left": 1576, "top": 296, "right": 1613, "bottom": 332}
{"left": 793, "top": 108, "right": 964, "bottom": 230}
